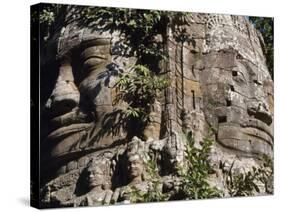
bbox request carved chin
[45,123,93,160]
[88,184,102,190]
[129,169,142,178]
[89,180,103,189]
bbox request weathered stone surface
[40,5,273,207]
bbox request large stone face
[39,5,273,207]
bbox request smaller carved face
[86,165,104,189]
[128,155,144,179]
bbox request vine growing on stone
[130,156,168,203]
[177,134,222,199]
[116,65,168,137]
[220,155,273,196]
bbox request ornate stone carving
[39,5,273,207]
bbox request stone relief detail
[39,5,273,207]
[72,158,113,206]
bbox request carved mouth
[129,171,140,178]
[49,109,91,128]
[218,120,273,156]
[46,123,93,142]
[46,109,93,141]
[241,118,273,146]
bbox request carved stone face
[44,38,113,145]
[201,55,273,157]
[41,18,132,167]
[199,15,274,157]
[85,162,105,189]
[128,154,144,181]
[164,14,273,159]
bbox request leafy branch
[220,155,273,196]
[178,134,221,199]
[249,17,273,80]
[116,65,168,136]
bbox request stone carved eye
[236,53,243,59]
[232,70,247,84]
[253,78,262,85]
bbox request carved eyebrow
[238,70,247,82]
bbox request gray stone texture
[40,6,274,207]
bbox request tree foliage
[116,65,168,137]
[32,4,62,41]
[35,5,274,80]
[81,7,167,61]
[80,7,189,71]
[220,155,273,197]
[249,17,274,79]
[178,134,221,199]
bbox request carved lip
[46,123,93,142]
[46,109,93,141]
[241,118,274,146]
[241,119,273,138]
[49,109,91,128]
[243,128,273,147]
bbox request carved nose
[45,58,80,117]
[247,101,273,125]
[45,80,80,115]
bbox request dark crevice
[218,116,227,123]
[191,90,195,110]
[226,100,231,106]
